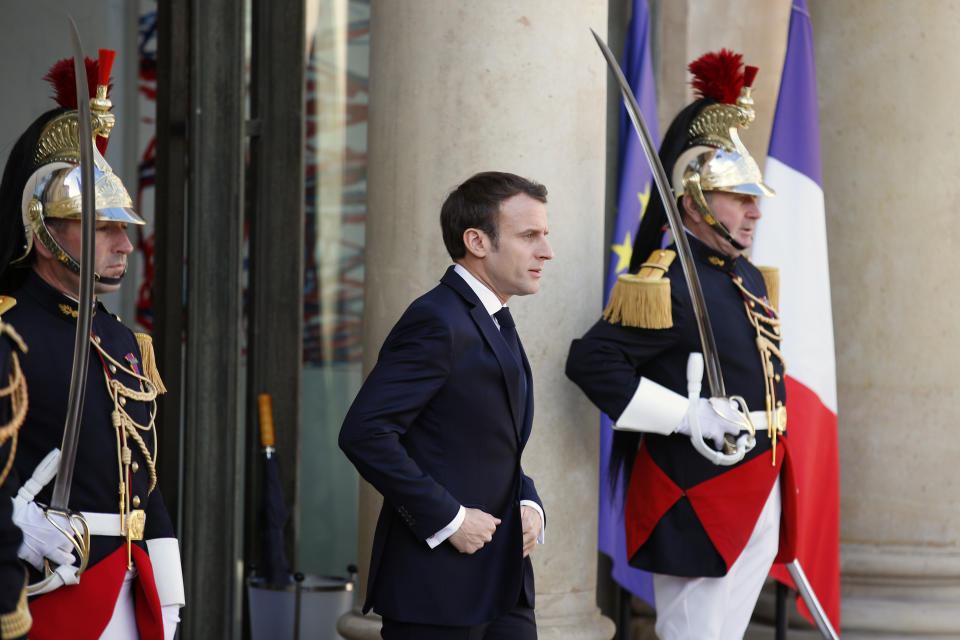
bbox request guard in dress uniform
[566,50,798,639]
[0,52,184,639]
[0,307,30,639]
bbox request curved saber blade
[590,28,725,397]
[787,560,840,640]
[50,16,97,511]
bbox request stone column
[810,1,960,637]
[338,2,613,639]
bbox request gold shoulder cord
[730,275,786,465]
[91,337,159,564]
[0,321,28,487]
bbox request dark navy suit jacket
[339,266,542,626]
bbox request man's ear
[462,228,489,259]
[32,231,53,260]
[680,193,701,223]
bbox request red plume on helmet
[42,49,116,154]
[688,49,758,104]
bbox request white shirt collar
[453,263,504,316]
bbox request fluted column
[809,1,960,636]
[339,2,613,639]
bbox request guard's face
[46,219,134,294]
[481,193,554,303]
[706,191,762,250]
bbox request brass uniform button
[109,364,117,374]
[132,496,141,508]
[131,461,139,473]
[119,397,126,406]
[94,335,102,344]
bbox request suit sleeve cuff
[615,376,688,435]
[426,505,465,549]
[520,500,545,544]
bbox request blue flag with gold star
[605,0,659,297]
[599,0,659,605]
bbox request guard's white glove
[11,497,76,571]
[676,397,745,449]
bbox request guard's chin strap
[31,215,126,285]
[96,273,125,286]
[684,175,747,252]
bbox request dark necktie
[494,307,522,364]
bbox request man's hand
[12,497,75,571]
[520,505,542,558]
[448,507,500,554]
[676,397,745,449]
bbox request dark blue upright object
[257,394,292,586]
[339,266,542,627]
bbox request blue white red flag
[599,0,659,605]
[752,0,842,630]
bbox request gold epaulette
[602,249,675,329]
[756,265,780,311]
[134,332,167,394]
[0,296,15,317]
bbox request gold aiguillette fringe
[134,332,167,394]
[602,249,676,329]
[756,265,779,311]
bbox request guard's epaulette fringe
[0,296,16,317]
[756,265,779,311]
[134,332,167,394]
[602,249,676,329]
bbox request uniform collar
[22,270,100,322]
[685,232,740,273]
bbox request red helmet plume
[42,50,117,154]
[688,49,753,104]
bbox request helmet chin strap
[37,224,127,287]
[95,272,125,287]
[684,176,746,252]
[705,217,746,252]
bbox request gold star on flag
[637,183,651,212]
[611,231,633,275]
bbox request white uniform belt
[748,410,768,429]
[79,512,130,537]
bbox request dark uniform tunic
[567,233,796,577]
[5,271,173,637]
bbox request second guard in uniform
[566,50,798,639]
[0,304,30,639]
[0,52,184,639]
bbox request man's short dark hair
[440,171,547,261]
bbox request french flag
[752,0,842,631]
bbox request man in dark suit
[339,171,553,639]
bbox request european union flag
[598,0,659,605]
